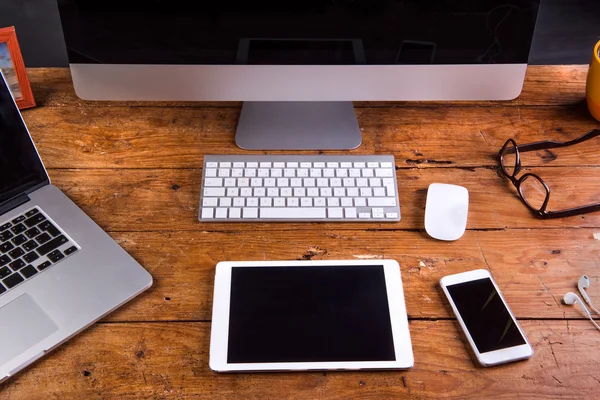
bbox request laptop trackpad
[0,294,59,365]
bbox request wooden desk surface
[2,66,600,399]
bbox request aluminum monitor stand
[235,101,362,150]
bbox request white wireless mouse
[425,183,469,241]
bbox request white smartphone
[440,269,533,367]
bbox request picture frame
[0,26,35,109]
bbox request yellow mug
[587,40,600,121]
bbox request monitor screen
[58,0,539,65]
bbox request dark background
[0,0,599,67]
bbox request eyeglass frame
[498,129,600,219]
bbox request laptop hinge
[0,193,31,216]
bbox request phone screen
[446,278,526,353]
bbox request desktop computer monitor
[56,1,540,150]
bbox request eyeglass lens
[501,141,517,177]
[518,175,548,211]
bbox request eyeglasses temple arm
[516,129,600,153]
[543,203,600,219]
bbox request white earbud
[578,275,600,317]
[563,292,600,332]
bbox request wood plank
[99,229,599,322]
[1,320,597,399]
[22,103,600,169]
[46,167,600,232]
[27,66,590,109]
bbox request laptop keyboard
[0,207,79,296]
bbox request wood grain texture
[1,320,598,400]
[2,66,600,398]
[22,104,600,169]
[47,167,600,231]
[26,66,590,108]
[98,229,600,322]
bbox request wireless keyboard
[198,155,400,222]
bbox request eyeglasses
[498,129,600,219]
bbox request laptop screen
[0,72,48,206]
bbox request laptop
[0,71,152,383]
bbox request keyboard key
[356,178,368,187]
[35,232,52,244]
[0,283,5,294]
[243,208,258,218]
[64,246,78,256]
[368,198,397,207]
[0,222,12,231]
[0,230,13,242]
[218,169,230,177]
[12,234,27,246]
[201,208,214,219]
[9,259,25,271]
[20,265,38,279]
[8,247,25,259]
[204,188,226,197]
[37,261,52,271]
[24,213,46,228]
[204,178,223,187]
[25,227,41,239]
[49,251,65,263]
[36,235,68,256]
[345,208,357,218]
[0,242,14,253]
[260,208,326,219]
[0,254,9,266]
[375,168,394,177]
[369,178,382,187]
[39,222,61,237]
[373,188,386,197]
[0,266,11,279]
[203,198,218,207]
[328,208,343,218]
[10,223,26,234]
[25,208,40,217]
[3,273,24,289]
[11,216,25,224]
[23,251,40,263]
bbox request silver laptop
[0,71,152,383]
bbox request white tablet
[210,260,414,372]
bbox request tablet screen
[227,265,395,363]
